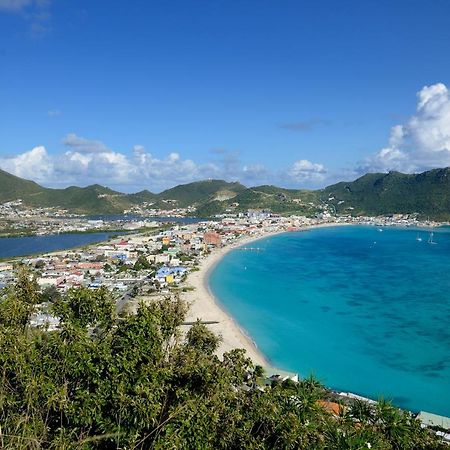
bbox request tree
[0,280,445,449]
[0,268,40,329]
[133,255,151,271]
[186,320,220,355]
[52,286,115,329]
[41,285,61,303]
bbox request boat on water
[416,233,422,242]
[428,231,437,244]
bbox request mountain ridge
[1,168,450,219]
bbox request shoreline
[182,222,450,419]
[0,231,120,262]
[182,222,348,367]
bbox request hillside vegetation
[3,167,450,219]
[0,271,444,449]
[322,168,450,220]
[157,179,247,207]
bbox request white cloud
[287,159,327,182]
[0,135,328,191]
[62,133,111,154]
[0,146,54,183]
[361,83,450,173]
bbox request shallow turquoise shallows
[209,225,450,416]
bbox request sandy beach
[182,223,347,366]
[182,232,276,366]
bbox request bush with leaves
[0,272,445,449]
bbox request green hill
[0,170,136,214]
[321,168,450,219]
[157,179,247,207]
[0,172,250,215]
[0,169,44,201]
[3,167,450,219]
[127,189,157,204]
[195,185,320,217]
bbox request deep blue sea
[209,225,450,416]
[0,232,114,258]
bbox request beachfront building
[416,411,450,442]
[258,367,299,389]
[203,231,222,247]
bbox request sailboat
[428,231,437,244]
[416,233,422,242]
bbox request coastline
[182,232,277,366]
[0,231,119,262]
[182,222,348,367]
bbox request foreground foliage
[0,272,445,449]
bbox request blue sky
[1,0,450,192]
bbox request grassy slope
[0,169,44,201]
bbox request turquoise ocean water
[209,226,450,416]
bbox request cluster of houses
[3,211,438,298]
[0,199,65,218]
[123,202,195,217]
[0,215,311,329]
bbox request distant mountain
[195,185,320,217]
[2,167,450,219]
[0,170,135,214]
[126,190,158,204]
[0,172,251,215]
[0,169,44,200]
[156,179,247,207]
[321,168,450,220]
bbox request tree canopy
[0,273,445,449]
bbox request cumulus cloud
[132,146,218,188]
[361,83,450,173]
[0,135,328,191]
[287,159,327,182]
[0,146,54,183]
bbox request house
[29,312,60,331]
[317,400,345,416]
[417,411,450,428]
[0,263,13,272]
[37,276,60,287]
[416,411,450,442]
[155,266,187,284]
[155,254,170,264]
[203,232,222,246]
[259,367,299,387]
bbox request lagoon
[0,232,114,258]
[209,225,450,416]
